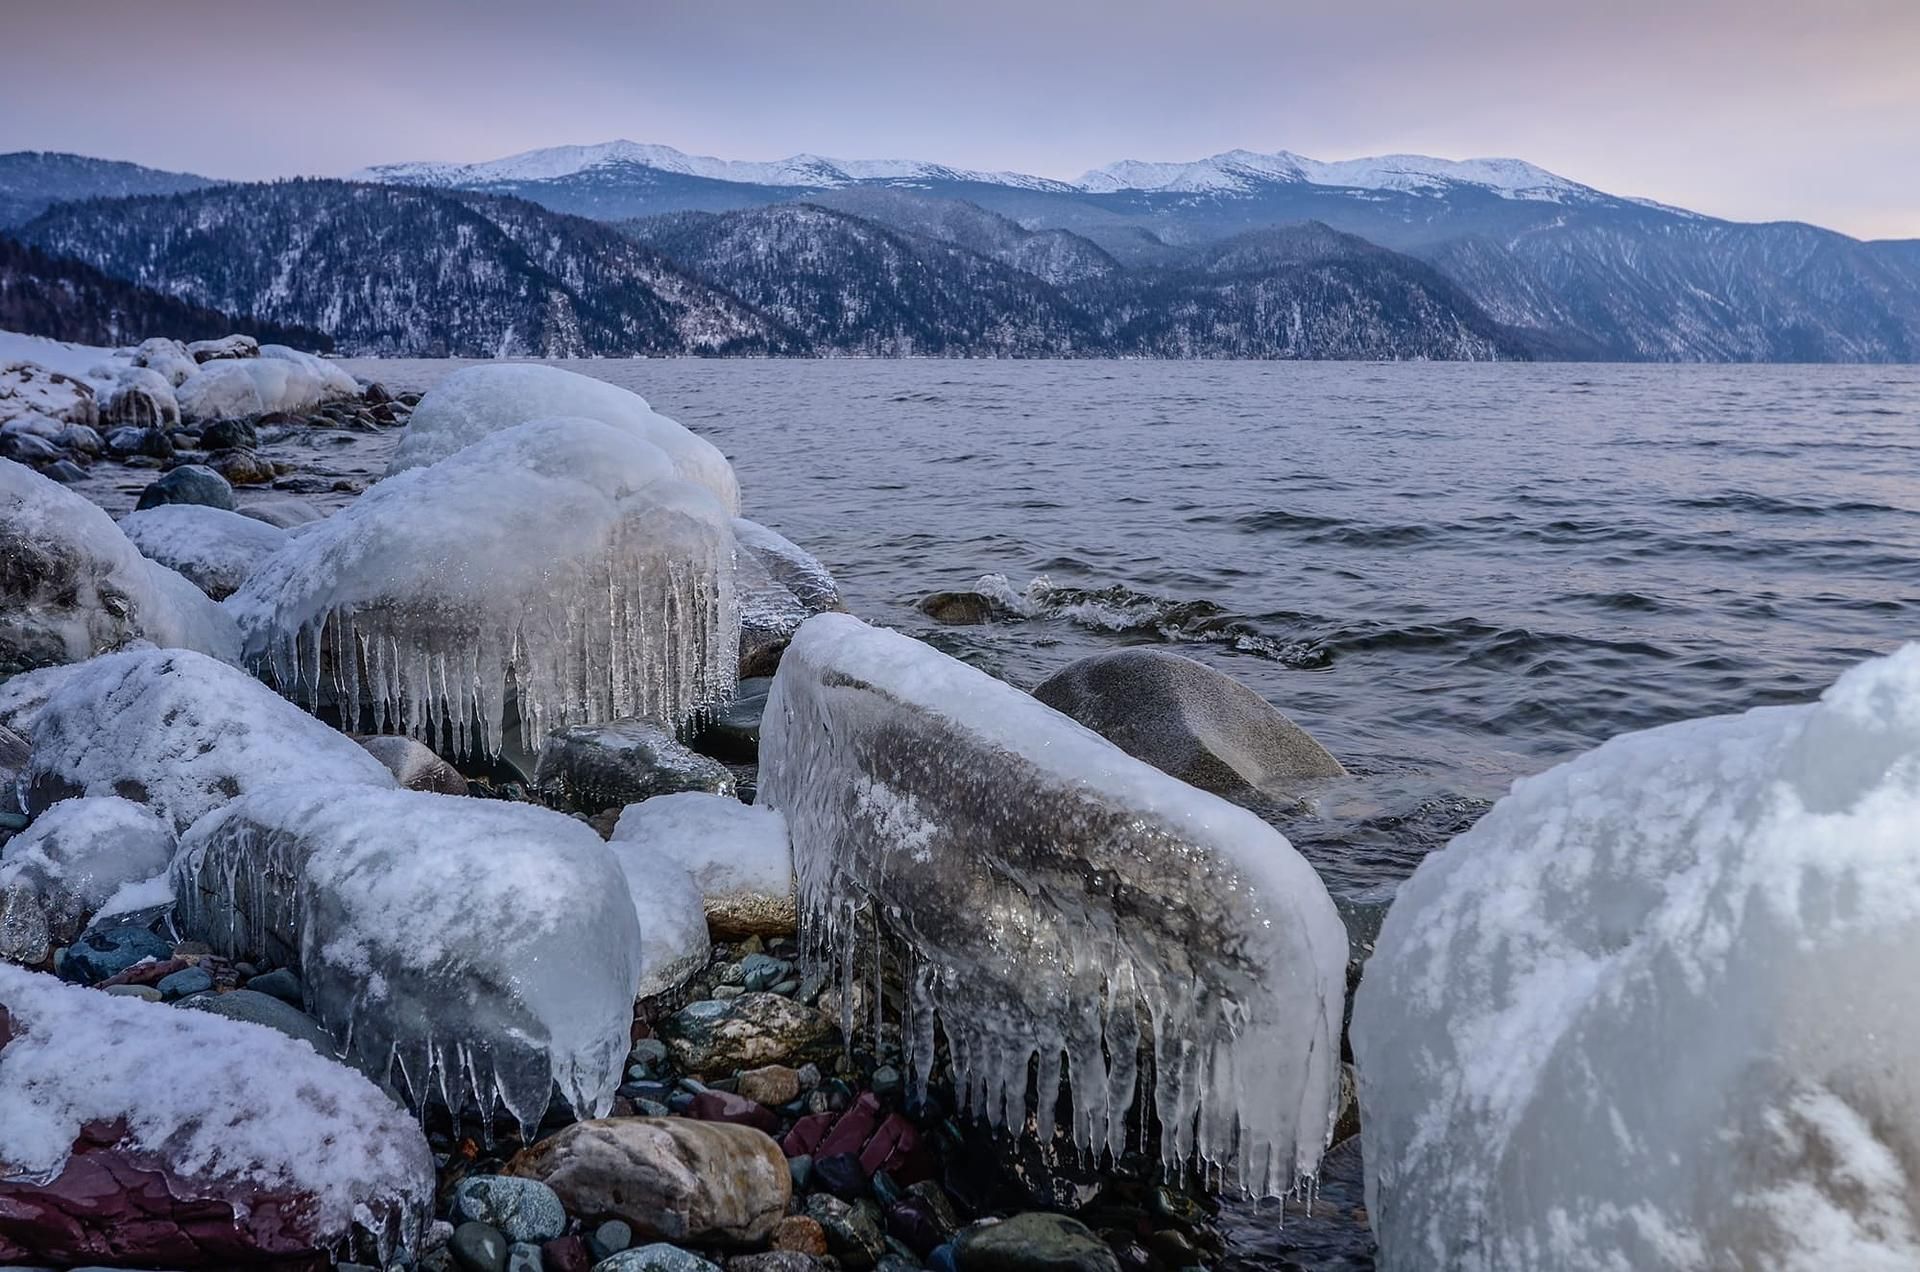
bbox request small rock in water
[206,446,277,485]
[953,1213,1120,1272]
[915,591,1005,625]
[198,417,260,451]
[136,463,236,511]
[451,1219,511,1272]
[535,719,736,815]
[454,1174,569,1244]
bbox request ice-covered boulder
[1351,644,1920,1271]
[1033,648,1346,804]
[734,518,842,614]
[186,333,258,363]
[385,363,741,515]
[612,793,796,939]
[759,613,1347,1195]
[536,718,737,814]
[22,647,395,832]
[172,783,645,1131]
[100,366,180,431]
[603,842,710,998]
[175,355,352,422]
[131,336,198,386]
[737,547,813,678]
[230,416,740,757]
[0,796,173,943]
[0,459,239,672]
[0,963,433,1265]
[0,663,80,739]
[258,343,359,397]
[119,502,288,599]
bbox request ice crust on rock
[229,416,740,757]
[384,363,741,515]
[0,962,434,1256]
[758,613,1347,1196]
[0,796,174,942]
[733,518,841,614]
[119,503,289,599]
[22,647,395,831]
[612,793,796,938]
[1351,643,1920,1271]
[172,783,644,1133]
[0,459,239,669]
[601,841,711,998]
[175,353,353,422]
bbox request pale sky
[5,0,1917,239]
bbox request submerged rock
[22,647,394,832]
[1032,647,1345,804]
[1353,643,1920,1270]
[173,783,643,1130]
[760,614,1346,1196]
[0,963,432,1265]
[134,461,236,511]
[612,793,796,939]
[507,1117,790,1246]
[537,718,736,815]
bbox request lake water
[343,358,1920,905]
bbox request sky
[5,0,1917,239]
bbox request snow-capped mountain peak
[354,141,1074,193]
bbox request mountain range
[3,141,1917,361]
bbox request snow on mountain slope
[357,140,1075,193]
[1076,149,1595,201]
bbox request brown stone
[772,1215,830,1257]
[737,1064,802,1107]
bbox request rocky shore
[3,334,1918,1272]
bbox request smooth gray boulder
[1032,647,1344,804]
[760,614,1346,1196]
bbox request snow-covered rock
[0,796,173,943]
[172,783,645,1131]
[119,502,288,599]
[175,355,353,422]
[230,416,740,757]
[0,459,239,671]
[186,333,258,363]
[100,366,179,431]
[1351,643,1920,1271]
[759,613,1346,1195]
[604,844,709,998]
[385,363,741,515]
[130,336,198,386]
[258,343,359,397]
[0,361,96,430]
[21,647,394,832]
[0,963,433,1265]
[0,663,81,739]
[733,518,841,614]
[612,793,796,938]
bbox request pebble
[772,1215,830,1257]
[870,1065,902,1098]
[179,987,335,1052]
[450,1219,510,1272]
[739,954,791,992]
[788,1154,814,1191]
[541,1234,593,1272]
[952,1213,1120,1272]
[508,1242,545,1272]
[246,966,303,1004]
[737,1064,803,1107]
[595,1244,723,1272]
[156,965,214,1000]
[805,1194,888,1271]
[590,1219,634,1258]
[453,1174,568,1244]
[59,922,170,984]
[103,983,163,1001]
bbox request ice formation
[0,963,433,1256]
[611,792,796,937]
[174,353,354,422]
[759,613,1347,1196]
[600,838,712,998]
[172,783,644,1131]
[0,459,239,669]
[228,416,740,757]
[384,363,741,515]
[119,502,289,599]
[0,795,174,941]
[1351,643,1920,1271]
[733,518,841,613]
[22,647,394,831]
